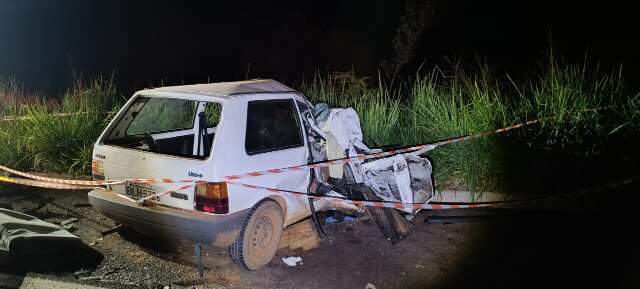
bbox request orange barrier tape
[227,181,492,210]
[0,118,541,186]
[0,176,97,190]
[0,118,542,210]
[0,164,200,186]
[223,119,541,181]
[229,174,640,210]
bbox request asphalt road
[0,184,639,289]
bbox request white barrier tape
[0,164,203,186]
[0,111,112,122]
[0,176,97,190]
[227,181,491,210]
[224,119,541,181]
[0,119,541,186]
[229,174,640,210]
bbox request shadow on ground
[405,184,640,289]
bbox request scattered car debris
[324,213,357,224]
[60,217,79,226]
[59,217,79,230]
[88,238,102,246]
[73,202,93,208]
[278,220,320,251]
[281,256,303,267]
[101,224,122,236]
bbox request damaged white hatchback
[88,79,434,270]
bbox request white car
[88,79,433,270]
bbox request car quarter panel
[212,93,313,226]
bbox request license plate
[125,182,158,201]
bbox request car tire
[229,199,284,270]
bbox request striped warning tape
[0,164,124,186]
[229,174,640,210]
[0,176,97,190]
[227,181,492,210]
[223,119,541,181]
[0,118,541,186]
[0,118,542,210]
[0,164,199,186]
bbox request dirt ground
[1,184,639,289]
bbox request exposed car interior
[103,96,220,159]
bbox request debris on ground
[59,217,79,230]
[101,224,122,236]
[278,219,320,251]
[281,256,303,267]
[73,202,93,208]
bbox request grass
[408,67,510,191]
[302,57,638,193]
[520,53,627,154]
[0,77,121,176]
[1,53,639,192]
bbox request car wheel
[229,199,284,270]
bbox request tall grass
[0,77,121,176]
[302,72,403,146]
[1,53,638,191]
[302,57,637,192]
[302,69,510,191]
[409,68,510,191]
[521,53,626,154]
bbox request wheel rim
[253,216,274,250]
[242,201,283,270]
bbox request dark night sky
[1,0,638,95]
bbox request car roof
[140,79,298,98]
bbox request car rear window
[245,99,303,155]
[126,98,197,135]
[103,96,221,159]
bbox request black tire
[229,199,284,270]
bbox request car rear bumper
[88,188,249,247]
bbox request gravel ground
[1,184,639,289]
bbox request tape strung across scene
[226,181,492,210]
[223,119,541,181]
[0,118,544,210]
[0,176,97,190]
[0,118,542,186]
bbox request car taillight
[92,160,105,180]
[195,182,229,214]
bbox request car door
[223,97,312,225]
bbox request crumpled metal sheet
[0,208,79,265]
[311,104,434,213]
[360,155,434,213]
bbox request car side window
[245,99,304,155]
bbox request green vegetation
[0,77,121,176]
[302,58,639,192]
[1,54,638,192]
